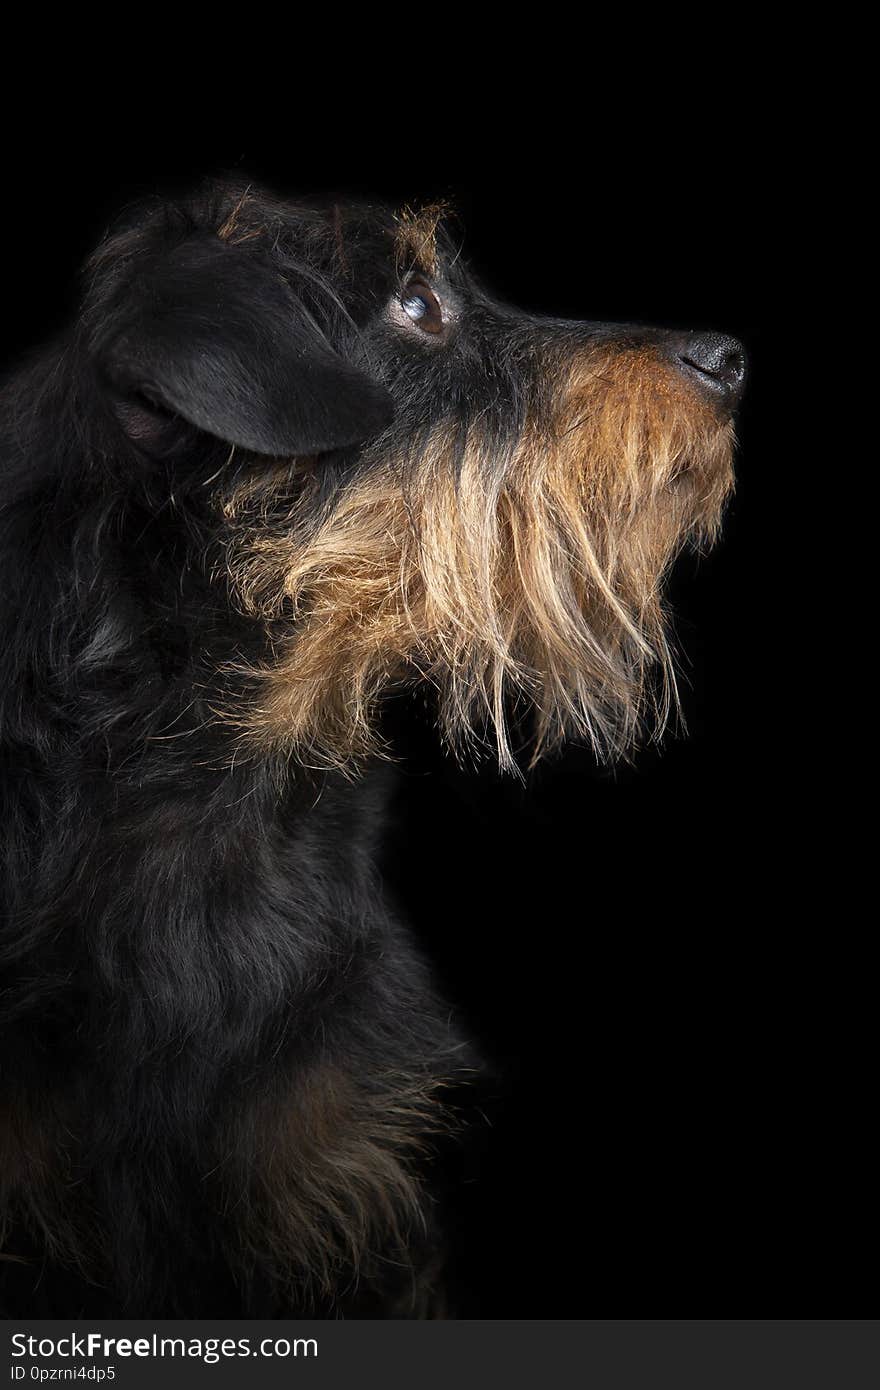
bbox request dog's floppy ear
[101,238,394,455]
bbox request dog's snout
[676,332,746,407]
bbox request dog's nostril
[677,332,746,404]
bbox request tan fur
[1,1067,450,1308]
[222,344,734,771]
[393,203,450,279]
[234,1062,450,1306]
[216,188,264,245]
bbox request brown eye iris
[400,280,444,334]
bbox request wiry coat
[0,183,738,1315]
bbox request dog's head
[83,182,744,770]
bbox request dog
[0,181,744,1316]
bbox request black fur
[0,185,469,1316]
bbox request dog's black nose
[676,332,746,407]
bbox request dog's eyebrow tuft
[217,186,263,245]
[393,201,451,279]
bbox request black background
[0,80,853,1316]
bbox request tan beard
[221,343,735,772]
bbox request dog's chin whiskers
[223,340,733,774]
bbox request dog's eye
[400,281,444,335]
